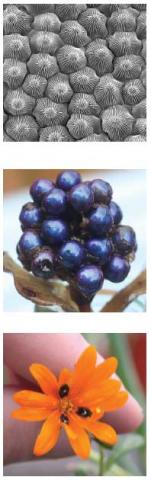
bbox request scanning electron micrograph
[3,4,146,142]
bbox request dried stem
[101,271,146,312]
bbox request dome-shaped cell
[136,12,146,39]
[3,34,31,61]
[3,5,31,35]
[68,93,100,116]
[134,118,146,136]
[27,53,59,78]
[55,5,87,21]
[46,73,73,103]
[60,20,89,47]
[67,114,101,140]
[113,55,144,81]
[3,59,27,89]
[86,39,113,76]
[57,45,86,74]
[132,99,146,118]
[40,125,72,141]
[102,105,134,141]
[123,79,145,105]
[29,30,63,55]
[108,32,142,56]
[4,88,35,116]
[94,75,123,110]
[33,98,69,127]
[78,8,107,39]
[32,13,61,33]
[70,67,99,94]
[5,115,39,141]
[22,74,47,98]
[108,8,137,34]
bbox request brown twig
[101,270,146,312]
[3,252,79,312]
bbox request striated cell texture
[3,4,147,142]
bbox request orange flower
[12,346,128,459]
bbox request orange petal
[13,390,57,408]
[87,357,118,389]
[29,364,58,397]
[86,421,117,446]
[70,346,97,397]
[102,391,129,412]
[58,368,72,388]
[33,411,60,456]
[12,407,51,421]
[64,416,91,459]
[75,379,121,406]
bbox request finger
[4,333,144,432]
[4,386,73,465]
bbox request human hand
[4,333,144,465]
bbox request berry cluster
[3,4,146,142]
[17,171,137,303]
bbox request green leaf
[105,433,144,471]
[104,463,131,476]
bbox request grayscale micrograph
[3,4,146,142]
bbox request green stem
[107,333,146,437]
[99,447,104,475]
[89,450,100,463]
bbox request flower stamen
[59,383,69,398]
[76,407,92,418]
[60,413,69,424]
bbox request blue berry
[42,219,69,245]
[86,238,113,265]
[69,183,94,212]
[31,247,55,278]
[91,178,113,204]
[112,225,136,255]
[76,265,104,299]
[17,230,43,257]
[30,178,54,204]
[58,240,85,270]
[19,202,44,228]
[88,205,113,236]
[56,170,81,191]
[109,201,123,225]
[104,255,130,282]
[42,188,67,216]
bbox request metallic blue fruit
[76,265,104,298]
[112,225,136,255]
[31,247,55,278]
[104,254,130,282]
[42,219,69,245]
[70,183,94,212]
[42,188,67,216]
[19,202,44,228]
[109,201,123,225]
[17,230,43,257]
[88,205,113,236]
[58,240,85,270]
[90,178,113,204]
[86,238,113,265]
[56,170,81,191]
[30,178,54,203]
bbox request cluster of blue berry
[3,4,146,142]
[17,171,137,303]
